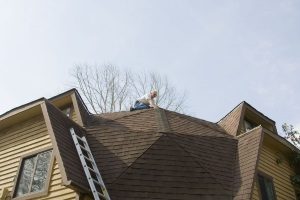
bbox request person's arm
[149,99,158,108]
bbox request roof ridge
[242,101,275,123]
[94,109,152,121]
[165,132,231,194]
[109,132,164,185]
[217,101,245,123]
[164,109,233,138]
[155,109,171,133]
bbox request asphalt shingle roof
[85,108,238,199]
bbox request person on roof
[130,90,158,111]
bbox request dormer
[239,103,277,135]
[0,89,90,130]
[49,89,90,127]
[218,101,277,136]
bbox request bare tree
[72,64,186,114]
[72,64,131,113]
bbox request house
[0,89,299,200]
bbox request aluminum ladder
[70,128,111,200]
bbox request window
[295,188,300,200]
[13,149,53,199]
[258,173,276,200]
[244,119,256,132]
[62,107,72,117]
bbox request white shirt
[137,93,156,107]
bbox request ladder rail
[70,128,111,200]
[81,136,107,186]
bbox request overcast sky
[1,0,299,134]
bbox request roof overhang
[0,99,45,131]
[0,89,81,131]
[263,128,300,154]
[49,89,76,108]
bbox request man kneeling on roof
[130,90,158,111]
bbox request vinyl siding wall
[71,106,78,124]
[0,115,78,199]
[252,144,297,200]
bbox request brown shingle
[2,89,274,200]
[44,101,90,191]
[86,108,238,199]
[218,102,244,136]
[233,126,263,200]
[108,135,232,200]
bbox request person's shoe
[130,106,134,111]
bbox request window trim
[244,118,257,132]
[11,147,55,200]
[61,105,73,118]
[257,171,277,200]
[295,186,300,200]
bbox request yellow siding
[0,115,78,200]
[0,116,51,191]
[71,106,78,123]
[252,144,297,200]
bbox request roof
[42,100,90,191]
[233,126,264,200]
[218,101,277,136]
[86,108,237,199]
[218,101,244,136]
[3,89,291,199]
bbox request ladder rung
[96,191,106,199]
[76,135,86,143]
[88,166,98,175]
[83,155,93,162]
[92,178,104,187]
[70,128,110,200]
[79,144,89,152]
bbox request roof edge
[217,101,245,123]
[0,98,45,120]
[237,125,263,138]
[41,101,70,186]
[250,126,265,200]
[263,128,300,153]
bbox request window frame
[61,106,73,118]
[257,171,277,200]
[295,187,300,200]
[244,118,256,132]
[11,147,55,200]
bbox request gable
[49,89,90,126]
[218,102,244,136]
[218,101,277,136]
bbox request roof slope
[108,135,232,200]
[218,102,244,136]
[43,101,90,191]
[233,126,264,200]
[86,108,238,199]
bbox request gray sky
[1,0,300,134]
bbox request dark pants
[133,101,150,110]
